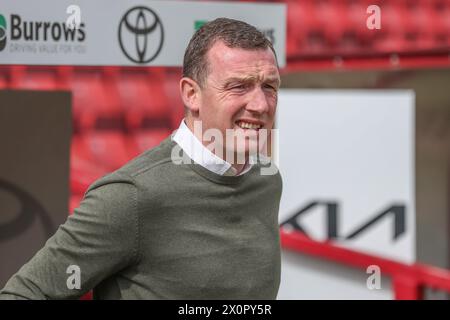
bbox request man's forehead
[220,65,280,85]
[208,41,278,70]
[224,73,280,84]
[207,42,279,81]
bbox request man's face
[197,41,280,159]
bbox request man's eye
[263,84,277,91]
[231,84,246,90]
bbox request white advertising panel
[0,0,286,66]
[276,90,415,299]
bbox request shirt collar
[172,119,253,176]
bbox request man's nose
[245,87,270,114]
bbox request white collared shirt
[172,119,253,176]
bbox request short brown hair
[182,17,277,87]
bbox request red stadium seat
[79,131,131,172]
[286,1,308,56]
[431,0,450,47]
[10,66,60,90]
[117,68,171,130]
[372,2,409,53]
[315,1,346,49]
[163,68,184,129]
[68,68,129,172]
[115,67,175,158]
[287,1,327,55]
[69,68,124,131]
[347,0,377,50]
[404,1,435,51]
[70,135,110,194]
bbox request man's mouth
[235,120,263,130]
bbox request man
[0,17,282,300]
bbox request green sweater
[0,136,283,300]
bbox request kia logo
[118,6,164,64]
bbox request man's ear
[180,77,201,115]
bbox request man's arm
[0,178,140,300]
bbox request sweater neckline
[164,137,257,185]
[188,161,256,185]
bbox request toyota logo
[118,6,164,64]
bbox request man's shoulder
[118,135,177,178]
[87,135,177,193]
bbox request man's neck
[185,118,248,174]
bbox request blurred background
[0,0,449,299]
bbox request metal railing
[281,230,450,299]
